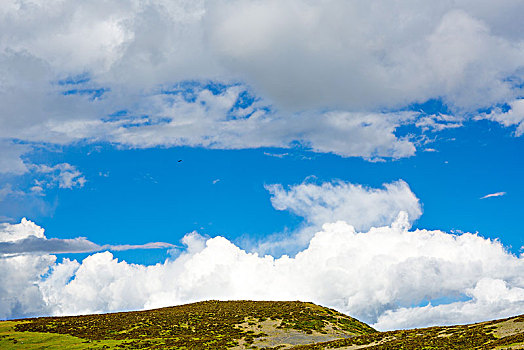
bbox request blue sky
[1,0,524,330]
[11,118,522,263]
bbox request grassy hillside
[1,300,374,349]
[291,314,524,350]
[1,301,524,349]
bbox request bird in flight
[178,159,182,162]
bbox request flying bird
[178,159,182,162]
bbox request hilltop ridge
[1,301,524,349]
[2,300,374,349]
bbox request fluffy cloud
[2,181,524,330]
[1,0,524,167]
[0,217,175,318]
[9,213,522,330]
[267,180,421,231]
[207,2,524,111]
[257,179,421,254]
[0,82,416,160]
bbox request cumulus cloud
[3,213,523,329]
[2,180,523,330]
[0,218,178,318]
[258,179,421,254]
[267,180,422,230]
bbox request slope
[1,300,375,349]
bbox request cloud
[374,278,524,330]
[0,141,30,175]
[263,152,289,158]
[415,114,463,132]
[480,192,506,199]
[478,99,524,136]
[3,212,521,329]
[0,218,177,256]
[0,185,25,202]
[0,218,46,242]
[2,0,523,112]
[207,2,524,111]
[266,180,422,230]
[0,236,100,256]
[5,180,523,330]
[33,163,87,189]
[258,179,422,254]
[1,0,524,172]
[0,218,177,319]
[32,84,415,159]
[0,82,416,164]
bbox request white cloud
[0,218,179,319]
[267,180,422,231]
[480,192,506,199]
[34,163,86,189]
[259,179,421,254]
[0,218,46,242]
[0,83,416,160]
[0,253,56,319]
[0,185,25,202]
[479,99,524,136]
[0,218,177,257]
[5,213,519,330]
[104,91,416,159]
[375,278,524,330]
[415,114,463,132]
[0,0,523,169]
[3,180,523,330]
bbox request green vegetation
[3,301,524,349]
[290,314,524,350]
[5,300,374,349]
[0,321,126,349]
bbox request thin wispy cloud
[0,237,178,256]
[0,220,178,256]
[480,192,506,199]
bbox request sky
[1,0,524,331]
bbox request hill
[1,301,523,349]
[0,300,374,349]
[292,314,524,350]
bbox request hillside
[1,301,523,349]
[0,300,374,349]
[291,314,524,350]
